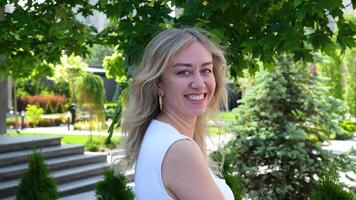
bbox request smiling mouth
[185,94,206,101]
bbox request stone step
[0,153,107,181]
[58,182,135,200]
[0,162,109,198]
[0,144,84,167]
[125,169,135,182]
[0,135,61,154]
[58,175,104,197]
[54,162,109,184]
[1,176,104,200]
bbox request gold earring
[159,95,163,110]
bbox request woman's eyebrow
[172,61,213,67]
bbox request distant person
[120,28,234,200]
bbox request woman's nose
[190,74,205,89]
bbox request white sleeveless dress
[135,120,235,200]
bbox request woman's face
[158,41,216,119]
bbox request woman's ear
[157,81,164,96]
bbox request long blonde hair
[121,27,227,168]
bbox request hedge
[17,95,68,113]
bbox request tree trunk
[0,6,7,134]
[89,105,93,143]
[13,78,19,132]
[0,79,8,134]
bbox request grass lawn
[218,111,236,123]
[208,126,231,136]
[208,111,236,136]
[7,111,236,139]
[6,131,122,146]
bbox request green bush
[340,120,356,132]
[229,64,344,199]
[337,120,356,140]
[6,117,28,129]
[16,151,58,200]
[53,117,64,126]
[311,176,355,200]
[95,169,135,200]
[26,104,44,127]
[85,141,99,152]
[37,118,52,127]
[335,131,355,140]
[35,118,65,127]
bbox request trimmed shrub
[53,117,64,126]
[26,104,44,127]
[85,141,100,152]
[337,120,356,140]
[16,151,58,200]
[311,176,356,200]
[11,117,65,128]
[6,118,29,129]
[85,143,99,152]
[340,120,356,132]
[335,131,355,140]
[37,118,52,127]
[17,95,67,113]
[95,169,135,200]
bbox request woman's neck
[156,109,196,139]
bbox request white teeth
[187,94,204,100]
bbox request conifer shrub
[16,151,58,200]
[228,63,345,199]
[95,169,135,200]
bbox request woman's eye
[201,68,212,74]
[177,70,190,76]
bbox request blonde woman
[121,28,234,200]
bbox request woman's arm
[162,139,224,200]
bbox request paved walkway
[9,125,123,136]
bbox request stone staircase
[0,135,110,199]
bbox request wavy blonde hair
[121,27,227,168]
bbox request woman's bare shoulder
[162,139,224,200]
[167,139,202,160]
